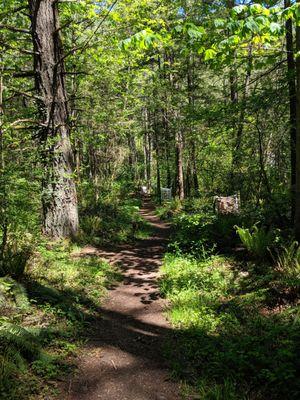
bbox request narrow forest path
[67,200,182,400]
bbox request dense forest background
[2,0,300,240]
[1,1,300,399]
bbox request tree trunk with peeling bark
[28,0,78,238]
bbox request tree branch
[0,24,31,35]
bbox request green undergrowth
[158,197,300,399]
[0,241,121,400]
[79,181,153,245]
[156,198,289,259]
[161,253,300,400]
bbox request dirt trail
[67,200,182,400]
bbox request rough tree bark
[28,0,78,238]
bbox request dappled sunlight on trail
[66,200,181,400]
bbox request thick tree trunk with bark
[28,0,78,238]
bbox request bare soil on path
[67,200,182,400]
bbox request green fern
[0,319,42,398]
[275,242,300,290]
[235,224,273,258]
[0,277,30,310]
[0,321,40,361]
[12,282,30,310]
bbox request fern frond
[0,322,40,361]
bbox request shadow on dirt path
[66,199,182,400]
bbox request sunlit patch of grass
[30,241,121,308]
[161,253,300,400]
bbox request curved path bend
[67,200,182,400]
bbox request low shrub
[169,211,242,257]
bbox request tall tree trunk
[191,141,199,195]
[285,0,297,223]
[185,163,191,198]
[187,55,199,196]
[143,132,148,182]
[127,133,137,180]
[156,145,162,204]
[230,45,252,192]
[295,0,300,239]
[163,108,172,188]
[28,0,78,238]
[175,129,184,200]
[88,142,100,201]
[227,0,238,104]
[69,48,81,184]
[143,109,152,191]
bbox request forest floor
[64,199,182,400]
